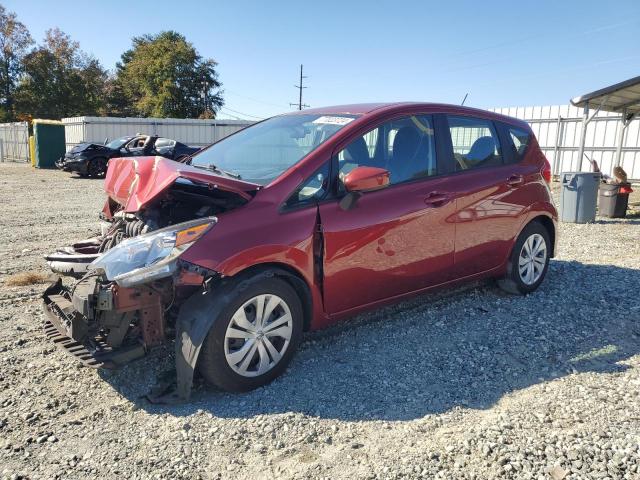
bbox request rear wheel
[87,157,107,177]
[198,276,303,392]
[498,221,550,295]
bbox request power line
[290,64,309,110]
[219,106,264,120]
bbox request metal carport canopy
[571,75,640,169]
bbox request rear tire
[198,276,303,392]
[498,221,550,295]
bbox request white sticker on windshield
[312,116,354,126]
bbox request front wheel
[498,221,551,295]
[87,157,107,177]
[198,276,303,392]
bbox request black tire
[87,157,107,177]
[198,276,303,392]
[498,221,551,295]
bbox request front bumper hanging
[41,277,162,369]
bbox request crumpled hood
[70,143,110,154]
[104,156,260,212]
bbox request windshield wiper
[192,163,242,180]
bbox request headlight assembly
[90,217,216,287]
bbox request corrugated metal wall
[0,122,30,162]
[7,107,639,179]
[490,105,640,179]
[62,116,254,151]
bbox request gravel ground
[1,162,639,480]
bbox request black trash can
[598,182,632,218]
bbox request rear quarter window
[507,126,531,163]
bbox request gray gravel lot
[1,162,639,479]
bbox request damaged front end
[42,275,169,368]
[43,215,220,401]
[46,156,259,277]
[43,157,261,400]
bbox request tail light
[541,157,552,184]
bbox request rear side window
[446,116,502,171]
[508,127,530,163]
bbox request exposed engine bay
[46,176,249,276]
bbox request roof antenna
[461,93,469,106]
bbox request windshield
[190,114,359,184]
[106,136,133,149]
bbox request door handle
[424,192,450,207]
[507,174,524,187]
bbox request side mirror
[339,166,390,211]
[343,166,390,193]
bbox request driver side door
[319,114,456,316]
[120,137,146,157]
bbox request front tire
[87,157,107,177]
[198,276,303,392]
[498,221,550,295]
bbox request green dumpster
[33,119,65,168]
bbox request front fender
[172,269,291,400]
[173,284,232,400]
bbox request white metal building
[491,105,639,179]
[62,116,254,151]
[0,105,638,181]
[0,122,30,162]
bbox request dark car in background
[56,134,200,177]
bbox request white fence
[3,107,640,179]
[491,105,640,179]
[62,116,254,151]
[0,122,29,162]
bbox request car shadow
[100,259,640,421]
[69,175,104,180]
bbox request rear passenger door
[443,115,527,278]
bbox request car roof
[288,102,529,129]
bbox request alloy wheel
[224,294,293,377]
[518,233,547,285]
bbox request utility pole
[290,64,309,110]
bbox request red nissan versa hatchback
[43,103,557,399]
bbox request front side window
[125,137,146,149]
[447,116,502,171]
[337,115,437,187]
[191,114,358,185]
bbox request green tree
[115,31,223,118]
[0,5,33,120]
[15,28,107,118]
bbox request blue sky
[5,0,640,119]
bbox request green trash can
[33,119,65,168]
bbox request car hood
[105,156,260,212]
[70,143,112,154]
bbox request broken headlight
[90,217,216,287]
